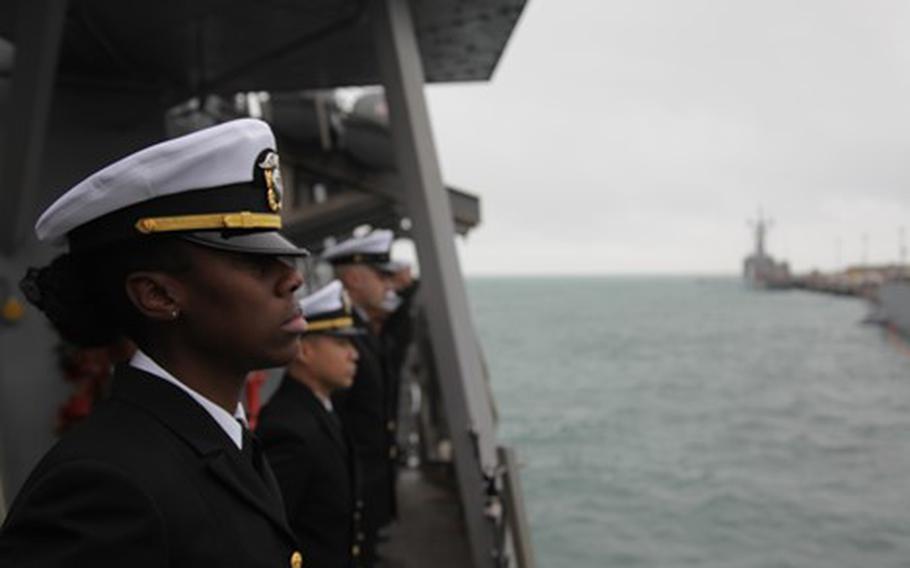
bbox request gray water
[467,276,910,568]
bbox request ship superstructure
[743,211,792,289]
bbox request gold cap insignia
[259,151,283,212]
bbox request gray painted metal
[371,1,501,566]
[0,250,62,508]
[281,182,480,250]
[380,467,473,567]
[0,80,168,501]
[0,0,70,505]
[499,446,537,568]
[0,0,525,101]
[0,97,169,499]
[0,0,68,254]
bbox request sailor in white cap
[321,229,394,266]
[258,280,367,568]
[1,119,307,568]
[320,229,399,563]
[322,229,395,327]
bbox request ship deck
[380,464,472,568]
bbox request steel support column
[0,0,68,254]
[370,1,500,566]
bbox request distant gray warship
[743,212,792,289]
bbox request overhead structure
[0,0,523,97]
[0,1,532,566]
[259,91,482,249]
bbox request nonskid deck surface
[379,464,472,568]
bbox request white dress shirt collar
[313,390,334,413]
[354,305,370,323]
[129,349,246,450]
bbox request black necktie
[238,425,285,506]
[239,425,265,478]
[327,408,343,433]
[326,409,349,453]
[240,426,262,470]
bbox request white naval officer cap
[299,280,364,336]
[376,259,410,275]
[321,229,393,266]
[35,118,308,256]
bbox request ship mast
[749,209,773,259]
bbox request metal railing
[401,302,535,567]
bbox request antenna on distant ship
[747,208,773,258]
[744,208,790,288]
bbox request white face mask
[380,289,402,312]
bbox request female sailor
[0,119,310,568]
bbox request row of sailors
[259,229,417,567]
[0,119,418,567]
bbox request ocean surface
[467,276,910,568]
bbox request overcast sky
[421,0,910,276]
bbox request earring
[171,309,179,319]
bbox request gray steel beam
[0,0,68,255]
[499,446,537,568]
[282,152,481,235]
[370,1,500,566]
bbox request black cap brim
[179,231,310,256]
[305,327,366,338]
[329,327,367,337]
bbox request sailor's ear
[297,336,316,365]
[124,271,184,322]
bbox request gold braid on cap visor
[304,317,355,332]
[134,211,281,234]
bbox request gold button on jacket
[290,550,303,568]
